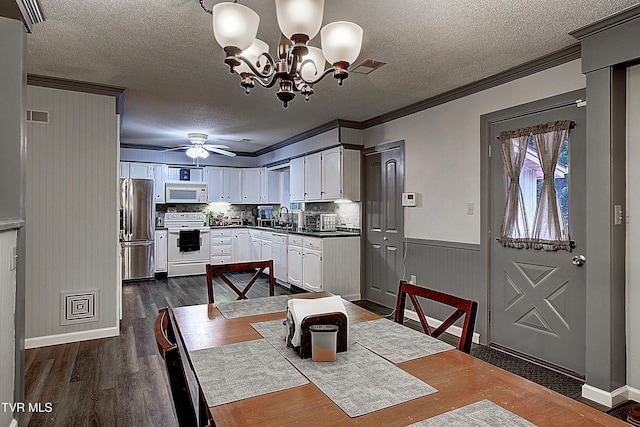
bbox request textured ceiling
[25,0,640,153]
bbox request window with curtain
[498,120,573,251]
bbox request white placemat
[351,318,454,363]
[406,399,538,427]
[251,319,437,418]
[216,294,290,319]
[189,338,308,407]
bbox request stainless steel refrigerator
[120,178,155,280]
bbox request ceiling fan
[163,133,237,160]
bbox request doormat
[607,400,639,424]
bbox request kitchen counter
[156,224,360,237]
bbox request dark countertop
[157,224,360,238]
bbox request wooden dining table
[172,292,626,427]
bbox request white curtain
[530,121,572,250]
[498,132,530,248]
[498,120,572,251]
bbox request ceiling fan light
[186,147,199,158]
[275,0,324,40]
[235,39,270,75]
[299,46,326,81]
[212,2,260,51]
[321,21,363,65]
[197,147,209,158]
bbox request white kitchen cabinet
[242,168,262,204]
[250,230,262,261]
[210,228,233,265]
[224,168,243,203]
[272,233,288,286]
[305,152,322,201]
[129,162,154,179]
[263,168,281,204]
[287,235,303,288]
[204,166,225,202]
[234,228,252,262]
[280,169,290,208]
[261,231,273,262]
[153,164,168,203]
[289,157,305,202]
[321,147,361,201]
[155,230,167,273]
[302,237,323,292]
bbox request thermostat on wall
[402,192,417,207]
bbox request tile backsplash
[156,201,361,230]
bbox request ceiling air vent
[351,59,386,75]
[26,109,50,124]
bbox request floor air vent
[61,290,100,325]
[26,109,50,124]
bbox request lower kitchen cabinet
[155,230,167,273]
[210,228,233,265]
[234,229,252,262]
[272,232,288,286]
[287,235,303,288]
[302,237,323,292]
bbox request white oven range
[165,212,211,277]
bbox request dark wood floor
[23,274,603,426]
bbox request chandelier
[200,0,363,107]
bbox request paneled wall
[627,64,640,392]
[25,86,119,344]
[0,229,17,427]
[404,240,486,341]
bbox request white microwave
[165,181,208,203]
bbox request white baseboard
[581,384,628,408]
[341,293,361,302]
[25,325,119,349]
[627,385,640,403]
[404,309,481,344]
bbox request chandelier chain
[200,0,239,15]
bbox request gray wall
[0,15,27,423]
[25,86,119,343]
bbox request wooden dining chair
[155,307,211,427]
[394,280,478,354]
[206,260,275,304]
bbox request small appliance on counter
[304,213,337,232]
[257,205,273,227]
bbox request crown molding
[27,74,126,114]
[359,44,581,129]
[570,4,640,40]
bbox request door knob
[572,255,586,267]
[383,237,388,241]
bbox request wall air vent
[26,109,50,124]
[61,290,100,325]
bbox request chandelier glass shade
[204,0,363,107]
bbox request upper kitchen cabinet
[128,162,155,179]
[204,166,224,202]
[153,164,168,203]
[263,168,283,204]
[242,168,262,204]
[289,147,361,202]
[120,161,153,179]
[322,147,361,202]
[289,157,305,202]
[305,152,322,201]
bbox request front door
[365,144,404,308]
[490,98,586,375]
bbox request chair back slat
[154,307,198,427]
[206,260,275,303]
[394,281,478,354]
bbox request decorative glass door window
[498,120,573,251]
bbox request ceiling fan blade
[206,147,236,157]
[202,144,230,150]
[160,145,188,152]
